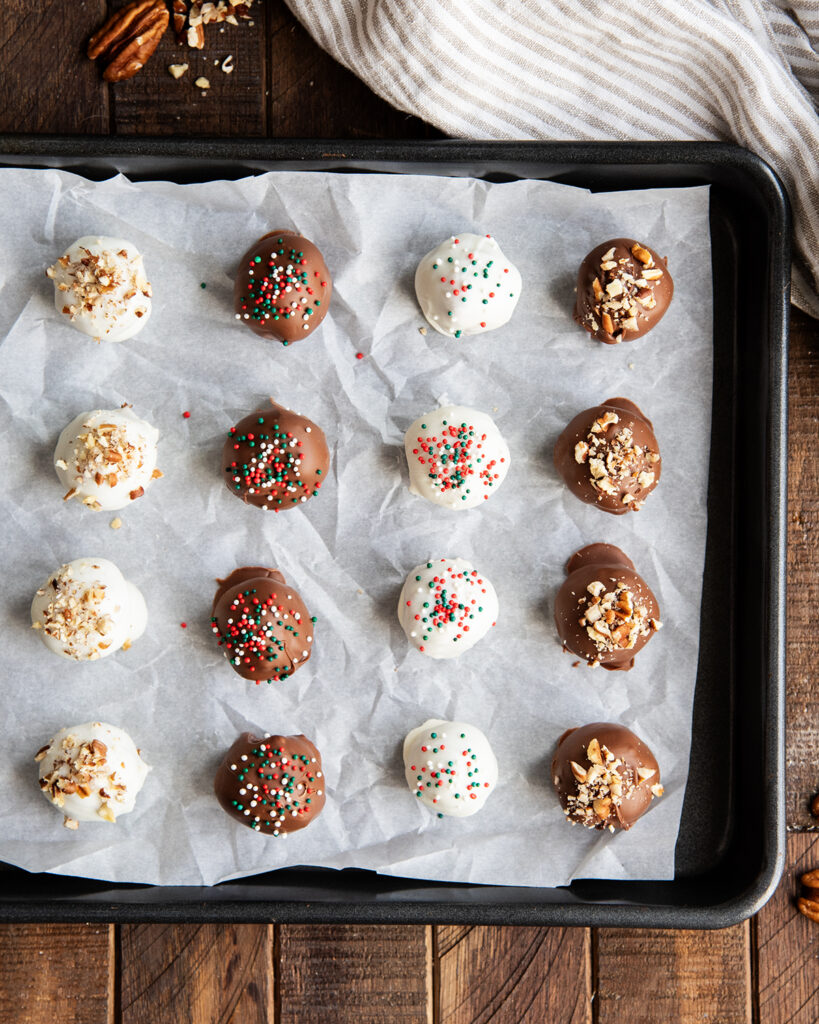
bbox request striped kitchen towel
[286,0,819,316]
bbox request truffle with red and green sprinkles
[222,399,329,511]
[233,230,332,344]
[397,557,498,659]
[214,732,325,835]
[414,232,521,338]
[404,405,510,510]
[211,566,315,682]
[403,719,498,817]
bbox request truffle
[553,397,660,514]
[54,407,161,512]
[35,721,150,830]
[233,230,332,344]
[214,732,325,835]
[554,544,661,670]
[404,405,510,510]
[574,238,673,344]
[414,233,522,338]
[222,399,329,511]
[403,719,498,817]
[46,236,152,342]
[211,566,314,682]
[398,558,498,659]
[30,557,147,661]
[551,722,663,831]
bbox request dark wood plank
[435,926,590,1024]
[757,832,819,1023]
[0,923,113,1024]
[596,924,751,1024]
[786,310,819,828]
[278,924,430,1024]
[0,0,108,134]
[120,924,272,1024]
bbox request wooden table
[2,3,818,1021]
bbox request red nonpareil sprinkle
[182,411,191,419]
[355,352,364,360]
[180,622,187,628]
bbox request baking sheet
[0,168,711,886]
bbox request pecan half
[87,0,169,83]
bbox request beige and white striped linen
[286,0,819,315]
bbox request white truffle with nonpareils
[403,719,498,817]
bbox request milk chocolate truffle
[404,405,510,510]
[35,721,151,830]
[222,400,329,511]
[554,544,661,670]
[574,238,673,345]
[211,567,315,682]
[234,231,332,344]
[214,732,325,835]
[414,233,522,338]
[551,722,663,831]
[55,407,161,512]
[46,236,152,342]
[31,557,147,661]
[403,719,498,817]
[553,398,660,514]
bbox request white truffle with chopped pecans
[46,236,152,342]
[35,721,151,829]
[30,557,147,661]
[54,407,161,512]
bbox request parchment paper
[0,168,712,886]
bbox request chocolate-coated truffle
[553,397,661,514]
[574,238,673,345]
[554,544,661,670]
[211,567,315,682]
[214,732,325,835]
[551,722,663,831]
[222,399,329,511]
[233,230,332,344]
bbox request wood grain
[278,924,431,1024]
[757,832,819,1024]
[120,924,272,1024]
[435,926,590,1024]
[595,924,752,1024]
[0,923,113,1024]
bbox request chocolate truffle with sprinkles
[397,557,498,659]
[222,399,329,512]
[403,719,498,817]
[211,566,315,683]
[234,230,332,344]
[404,405,510,510]
[214,732,325,835]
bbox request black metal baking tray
[0,138,787,927]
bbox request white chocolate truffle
[397,557,498,659]
[55,407,161,512]
[403,719,498,817]
[30,557,147,661]
[414,233,522,338]
[404,405,510,510]
[46,236,152,342]
[35,721,150,829]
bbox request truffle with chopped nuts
[211,566,315,682]
[222,399,329,511]
[554,544,661,670]
[403,719,498,817]
[233,231,332,344]
[214,732,325,835]
[46,236,152,342]
[30,557,147,661]
[35,721,150,830]
[553,397,661,514]
[551,722,662,831]
[574,238,673,345]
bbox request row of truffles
[46,231,671,349]
[34,719,662,836]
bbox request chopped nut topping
[578,580,661,661]
[46,245,151,336]
[582,241,664,342]
[564,738,662,830]
[60,418,156,507]
[33,564,114,660]
[576,410,659,509]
